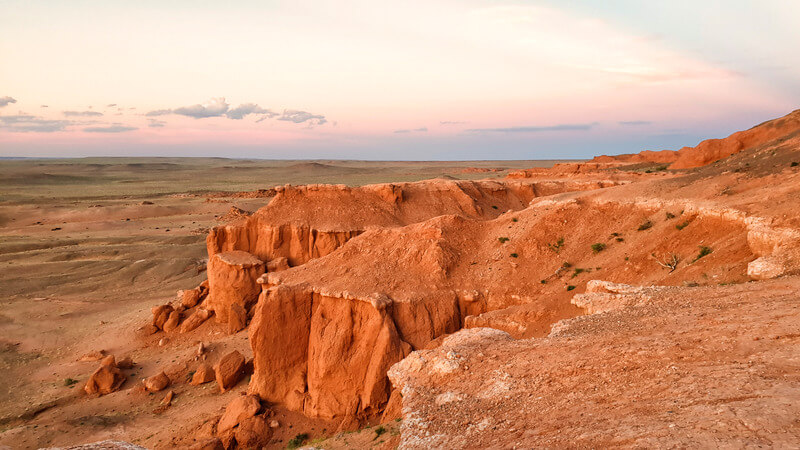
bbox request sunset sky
[1,0,799,159]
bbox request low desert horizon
[2,1,800,449]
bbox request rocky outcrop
[84,355,125,396]
[206,251,264,323]
[248,285,412,419]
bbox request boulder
[180,308,214,333]
[234,416,273,448]
[144,371,170,392]
[181,288,203,308]
[84,355,125,395]
[78,350,106,362]
[206,251,265,323]
[747,256,787,280]
[162,310,182,333]
[191,363,215,385]
[227,303,248,334]
[217,394,261,433]
[215,351,246,392]
[152,304,175,330]
[266,257,290,272]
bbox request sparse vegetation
[591,242,606,253]
[375,426,387,438]
[287,433,310,449]
[665,212,676,219]
[548,237,565,253]
[616,237,624,242]
[540,279,547,284]
[561,261,573,268]
[637,220,653,231]
[572,268,585,278]
[511,217,518,222]
[692,246,713,263]
[491,205,498,209]
[792,161,799,167]
[64,378,79,387]
[510,253,518,258]
[566,285,576,291]
[498,237,509,243]
[676,220,690,230]
[652,253,681,272]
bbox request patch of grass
[64,378,79,387]
[498,237,510,243]
[510,253,518,258]
[615,237,624,242]
[511,217,518,222]
[287,433,309,449]
[637,220,653,231]
[610,232,621,237]
[571,268,585,278]
[491,205,498,209]
[375,426,387,438]
[591,242,606,253]
[548,237,565,253]
[692,246,713,263]
[665,212,676,219]
[566,285,576,291]
[676,220,689,230]
[792,161,799,167]
[540,279,547,284]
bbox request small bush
[665,212,676,219]
[566,285,576,291]
[572,268,585,278]
[591,243,606,253]
[676,220,689,230]
[561,261,573,268]
[637,220,653,231]
[491,205,498,209]
[375,426,387,437]
[540,279,547,284]
[64,378,78,387]
[511,217,518,222]
[610,232,620,237]
[792,162,799,167]
[615,237,624,242]
[510,253,518,258]
[498,237,509,243]
[287,433,310,449]
[693,246,713,262]
[548,237,565,253]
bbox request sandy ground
[0,158,555,449]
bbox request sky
[1,0,799,160]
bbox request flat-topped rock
[213,250,263,267]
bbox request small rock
[162,310,182,333]
[218,394,261,433]
[180,308,214,333]
[181,288,203,308]
[215,351,246,392]
[79,350,106,362]
[151,304,174,330]
[191,363,215,385]
[144,371,170,392]
[234,416,273,448]
[84,356,125,395]
[161,390,175,406]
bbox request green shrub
[692,246,713,262]
[287,433,309,449]
[511,217,518,222]
[548,237,565,253]
[566,285,576,291]
[591,243,606,253]
[615,237,624,242]
[665,212,676,219]
[510,253,518,258]
[64,378,78,387]
[676,220,689,230]
[375,426,387,437]
[571,268,585,278]
[792,162,799,167]
[637,220,653,231]
[561,261,572,268]
[540,279,547,284]
[498,237,509,243]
